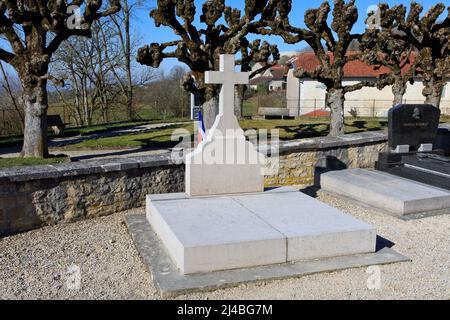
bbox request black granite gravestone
[377,104,450,190]
[385,153,450,190]
[388,104,440,150]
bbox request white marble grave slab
[147,188,376,275]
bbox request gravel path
[0,192,448,300]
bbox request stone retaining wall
[265,131,388,186]
[0,156,184,237]
[0,131,387,237]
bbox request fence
[284,99,450,118]
[3,97,450,136]
[0,103,187,137]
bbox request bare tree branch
[137,0,281,128]
[0,0,121,157]
[0,48,15,64]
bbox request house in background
[286,51,450,117]
[249,64,288,91]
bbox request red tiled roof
[303,109,331,117]
[292,51,415,78]
[249,76,274,86]
[250,64,288,85]
[270,66,288,80]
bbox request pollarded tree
[360,4,417,106]
[0,0,121,157]
[136,0,280,129]
[390,2,449,108]
[258,0,379,136]
[235,39,280,118]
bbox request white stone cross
[205,55,250,123]
[186,54,264,196]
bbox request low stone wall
[0,156,184,237]
[265,131,388,186]
[0,131,388,237]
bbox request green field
[240,118,388,140]
[62,124,194,150]
[0,119,188,148]
[0,155,70,168]
[63,118,388,150]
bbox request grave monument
[145,55,376,275]
[125,55,409,297]
[376,104,450,190]
[322,104,450,218]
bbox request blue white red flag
[197,111,206,145]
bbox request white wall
[286,69,301,116]
[269,80,285,91]
[251,63,273,78]
[287,75,450,117]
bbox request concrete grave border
[125,214,410,298]
[319,189,450,221]
[320,169,450,219]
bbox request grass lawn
[0,118,189,149]
[243,101,257,118]
[63,124,195,150]
[0,155,70,169]
[61,120,151,136]
[0,135,24,148]
[62,118,388,150]
[240,117,388,140]
[60,118,188,137]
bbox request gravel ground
[0,192,449,300]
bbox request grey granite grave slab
[125,214,410,298]
[321,169,450,217]
[146,188,376,275]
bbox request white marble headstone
[185,55,264,196]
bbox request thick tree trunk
[424,84,443,109]
[327,88,345,137]
[202,96,219,130]
[392,80,406,106]
[234,85,245,118]
[21,79,49,158]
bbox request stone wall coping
[0,130,387,183]
[260,130,387,154]
[0,153,176,183]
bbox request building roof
[249,64,288,85]
[249,64,288,86]
[291,51,415,78]
[270,65,288,80]
[249,76,274,86]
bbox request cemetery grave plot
[322,104,450,218]
[126,55,407,297]
[377,104,450,191]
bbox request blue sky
[133,0,448,71]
